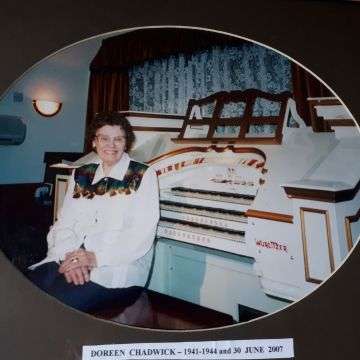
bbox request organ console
[144,127,359,318]
[141,91,359,319]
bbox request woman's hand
[63,267,90,285]
[58,249,97,285]
[61,249,97,270]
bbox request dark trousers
[27,262,142,313]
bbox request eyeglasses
[95,135,126,147]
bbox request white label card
[83,338,294,359]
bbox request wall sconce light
[33,99,62,117]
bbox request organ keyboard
[157,217,248,256]
[160,200,247,229]
[160,189,251,213]
[150,146,265,258]
[170,187,255,205]
[158,198,249,255]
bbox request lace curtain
[129,44,292,118]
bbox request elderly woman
[28,112,160,312]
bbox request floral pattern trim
[72,161,149,199]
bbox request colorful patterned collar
[91,152,131,184]
[73,159,148,199]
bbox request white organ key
[160,209,247,232]
[156,221,250,257]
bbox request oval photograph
[0,27,359,330]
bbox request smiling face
[92,125,126,169]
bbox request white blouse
[31,153,160,289]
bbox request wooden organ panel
[300,208,335,283]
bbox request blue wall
[0,38,102,184]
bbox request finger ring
[71,257,79,263]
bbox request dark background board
[0,1,359,359]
